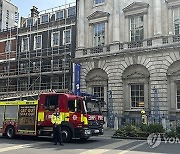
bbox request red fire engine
[0,93,104,142]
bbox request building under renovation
[0,2,76,100]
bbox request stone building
[0,0,18,31]
[75,0,180,123]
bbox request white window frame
[93,22,105,47]
[21,37,29,52]
[129,15,144,42]
[51,31,60,47]
[34,35,42,50]
[63,29,71,45]
[173,7,180,35]
[130,84,144,109]
[55,10,65,20]
[40,14,49,24]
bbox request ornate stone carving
[123,2,149,17]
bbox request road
[0,133,180,154]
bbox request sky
[11,0,76,17]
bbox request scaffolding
[0,2,76,100]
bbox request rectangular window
[56,10,64,20]
[68,7,76,18]
[34,35,42,49]
[26,18,34,27]
[51,32,60,47]
[130,16,144,42]
[20,63,28,73]
[93,86,104,102]
[5,40,11,52]
[45,95,58,111]
[32,61,40,72]
[93,23,105,47]
[63,29,71,44]
[173,7,180,35]
[21,37,29,52]
[177,85,180,109]
[94,0,105,5]
[130,84,144,108]
[41,14,49,23]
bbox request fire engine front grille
[88,121,103,129]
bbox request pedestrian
[51,107,64,146]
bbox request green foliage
[113,123,165,138]
[165,129,177,138]
[147,123,165,134]
[139,124,149,132]
[176,126,180,134]
[113,125,140,137]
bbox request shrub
[113,125,140,137]
[165,129,177,138]
[147,123,165,134]
[139,124,149,132]
[176,126,180,134]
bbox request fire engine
[0,93,104,142]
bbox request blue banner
[74,63,81,95]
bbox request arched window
[122,64,150,110]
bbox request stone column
[113,0,120,43]
[77,0,85,48]
[168,9,173,35]
[124,18,129,42]
[154,0,162,36]
[144,14,148,39]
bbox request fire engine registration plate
[94,130,99,133]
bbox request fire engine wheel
[5,126,15,139]
[61,127,72,142]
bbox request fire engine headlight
[84,129,91,135]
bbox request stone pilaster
[154,0,162,36]
[113,0,120,43]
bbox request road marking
[118,141,147,154]
[0,142,46,153]
[0,144,32,153]
[80,140,136,154]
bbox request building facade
[76,0,180,123]
[0,0,18,31]
[0,3,76,100]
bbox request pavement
[103,128,116,137]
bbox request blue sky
[11,0,76,17]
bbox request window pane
[177,103,180,109]
[93,86,104,101]
[130,16,144,41]
[27,18,33,27]
[131,84,144,108]
[68,7,76,17]
[95,0,105,4]
[41,14,49,23]
[56,10,64,20]
[93,23,105,46]
[174,8,180,35]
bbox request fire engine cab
[0,93,104,142]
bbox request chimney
[31,6,39,17]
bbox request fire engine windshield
[85,99,101,114]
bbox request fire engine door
[68,99,81,125]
